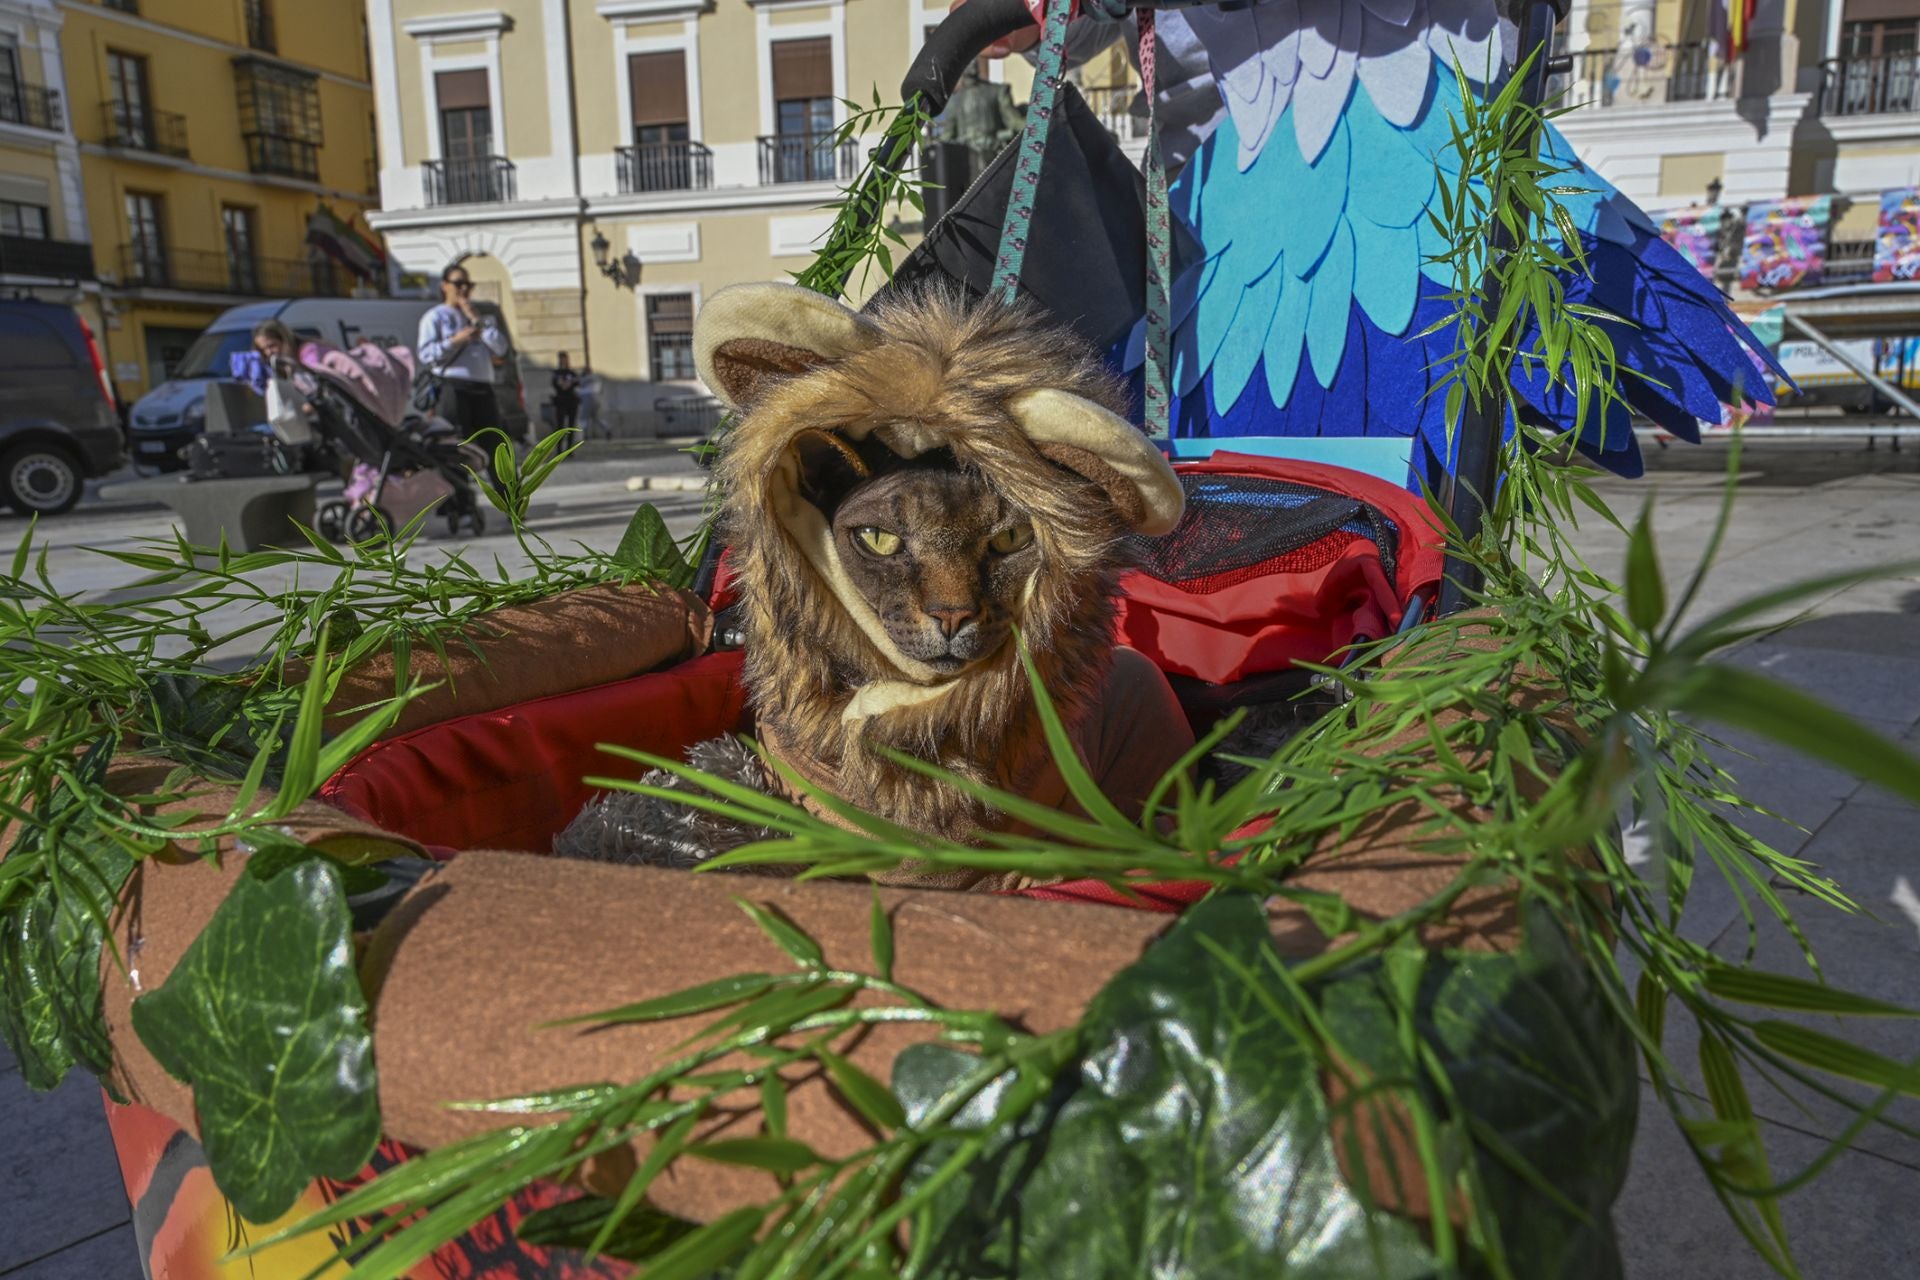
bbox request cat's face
[828,458,1037,674]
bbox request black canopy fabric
[870,83,1193,361]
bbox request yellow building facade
[369,0,1037,434]
[0,0,102,350]
[0,0,383,404]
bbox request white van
[127,297,526,470]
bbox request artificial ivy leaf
[908,896,1435,1279]
[130,860,380,1223]
[0,816,136,1090]
[515,1195,698,1261]
[613,503,693,588]
[0,888,74,1090]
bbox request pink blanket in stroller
[297,341,416,426]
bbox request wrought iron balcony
[0,234,95,281]
[0,81,63,131]
[1820,52,1920,117]
[243,132,318,181]
[424,155,516,206]
[757,132,858,185]
[117,244,349,297]
[1548,41,1726,109]
[617,140,713,193]
[102,102,189,157]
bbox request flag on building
[1714,0,1759,59]
[306,204,387,281]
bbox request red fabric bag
[1114,453,1444,686]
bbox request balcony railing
[117,244,350,297]
[1820,52,1920,117]
[424,155,516,206]
[1823,236,1879,287]
[0,234,95,281]
[245,0,276,53]
[243,132,319,180]
[1078,83,1147,141]
[757,133,858,185]
[0,81,63,131]
[1549,42,1727,110]
[102,102,189,157]
[617,140,713,193]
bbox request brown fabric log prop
[291,583,713,741]
[89,609,1599,1233]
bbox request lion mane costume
[559,283,1197,884]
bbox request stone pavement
[2,442,1917,1278]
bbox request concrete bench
[98,474,318,553]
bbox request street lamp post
[590,226,642,290]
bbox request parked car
[128,297,529,471]
[0,299,123,515]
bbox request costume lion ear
[1007,389,1185,537]
[791,428,872,512]
[694,282,881,409]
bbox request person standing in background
[578,365,605,439]
[417,262,512,471]
[549,351,581,438]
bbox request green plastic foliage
[612,503,694,588]
[514,1195,698,1261]
[0,838,133,1089]
[0,755,137,1091]
[900,895,1637,1279]
[903,896,1433,1278]
[130,860,380,1223]
[1318,901,1639,1279]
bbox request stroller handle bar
[903,0,1571,120]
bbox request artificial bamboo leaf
[515,1196,697,1260]
[1667,665,1920,809]
[542,972,778,1027]
[1625,504,1665,636]
[686,1136,823,1176]
[1702,964,1919,1017]
[870,887,894,983]
[129,860,379,1222]
[636,1207,764,1280]
[819,1047,908,1132]
[1753,1021,1920,1094]
[735,898,827,969]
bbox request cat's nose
[924,606,976,639]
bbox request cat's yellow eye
[988,524,1034,554]
[856,527,902,556]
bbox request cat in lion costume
[558,283,1199,888]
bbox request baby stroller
[292,342,491,543]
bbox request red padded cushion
[322,651,747,855]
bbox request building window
[223,206,259,295]
[0,201,49,239]
[124,191,166,287]
[234,56,321,179]
[428,68,511,204]
[646,293,696,381]
[768,37,836,183]
[107,49,151,146]
[0,42,18,118]
[625,51,701,192]
[437,68,493,160]
[245,0,276,53]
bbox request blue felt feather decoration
[1137,0,1783,483]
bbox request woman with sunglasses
[417,262,512,470]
